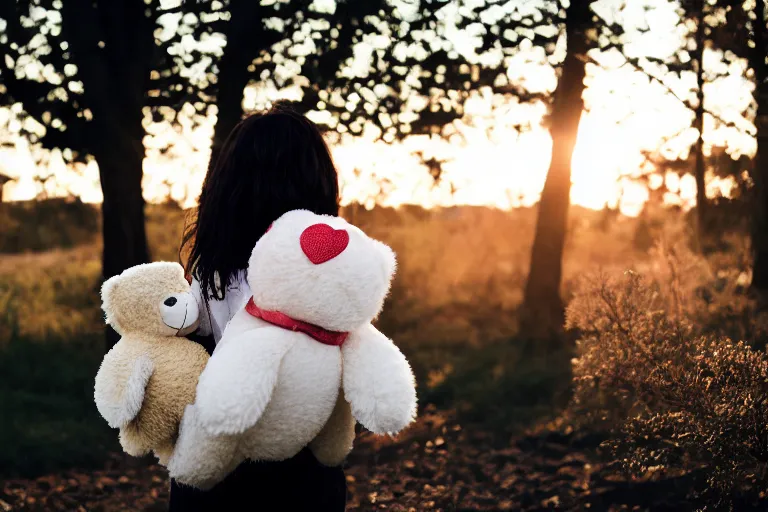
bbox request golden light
[0,54,747,215]
[0,103,739,216]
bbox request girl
[172,105,347,511]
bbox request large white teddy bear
[168,209,417,489]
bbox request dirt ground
[5,405,752,512]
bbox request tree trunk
[208,49,251,170]
[208,1,265,170]
[751,0,768,299]
[692,1,708,237]
[97,150,149,279]
[94,124,150,351]
[521,0,593,341]
[60,0,155,352]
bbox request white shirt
[191,270,252,344]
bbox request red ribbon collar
[245,297,348,347]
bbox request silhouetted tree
[169,0,469,170]
[624,0,767,295]
[185,0,396,170]
[0,1,168,288]
[191,0,563,166]
[0,0,229,350]
[689,0,709,234]
[680,0,749,236]
[660,0,768,290]
[610,1,755,239]
[521,0,595,341]
[749,0,768,297]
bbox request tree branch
[608,54,756,136]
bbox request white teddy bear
[168,209,417,489]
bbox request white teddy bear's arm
[94,353,154,429]
[195,332,295,436]
[341,324,417,435]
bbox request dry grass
[0,203,189,345]
[0,201,656,349]
[0,246,102,343]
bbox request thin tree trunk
[751,0,768,298]
[692,0,708,237]
[521,0,592,341]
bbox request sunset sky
[0,0,758,216]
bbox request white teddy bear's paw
[342,324,417,435]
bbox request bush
[567,270,768,506]
[643,237,767,349]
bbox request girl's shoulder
[191,270,251,342]
[191,271,249,302]
[189,277,213,337]
[225,270,252,314]
[228,270,250,292]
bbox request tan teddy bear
[94,262,209,465]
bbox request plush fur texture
[101,262,201,337]
[94,262,210,465]
[97,353,154,429]
[248,210,397,332]
[308,392,357,467]
[341,324,418,434]
[168,211,417,489]
[165,405,242,490]
[169,310,343,488]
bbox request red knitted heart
[300,223,350,264]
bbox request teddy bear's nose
[164,297,178,307]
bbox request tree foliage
[185,0,569,150]
[0,0,183,161]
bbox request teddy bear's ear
[374,240,397,285]
[100,274,122,327]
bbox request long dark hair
[181,104,340,300]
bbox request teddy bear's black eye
[164,297,178,307]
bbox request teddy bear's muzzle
[160,292,200,336]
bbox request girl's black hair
[181,104,340,300]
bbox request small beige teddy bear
[94,262,209,465]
